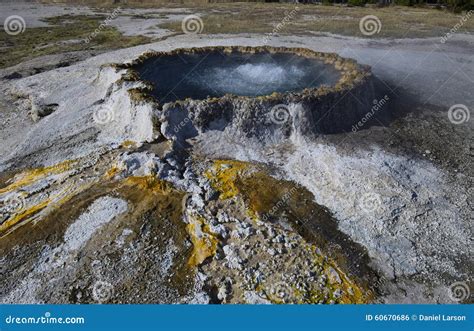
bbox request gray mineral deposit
[0,1,472,305]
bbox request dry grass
[159,3,474,38]
[0,15,151,69]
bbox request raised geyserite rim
[110,46,372,108]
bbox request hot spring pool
[119,46,374,136]
[134,50,342,103]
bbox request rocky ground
[0,2,472,304]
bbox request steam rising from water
[190,63,306,96]
[136,51,341,103]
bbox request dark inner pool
[135,51,341,104]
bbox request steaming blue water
[136,51,341,103]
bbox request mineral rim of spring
[135,50,341,103]
[124,47,374,138]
